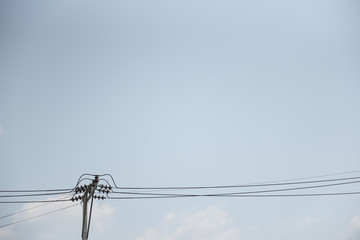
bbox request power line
[112,175,360,190]
[0,203,80,229]
[0,191,74,198]
[98,170,360,190]
[1,172,359,204]
[109,179,360,197]
[246,169,360,184]
[107,191,360,200]
[0,195,72,220]
[2,170,358,193]
[0,199,72,204]
[219,192,360,198]
[0,188,74,193]
[0,172,358,237]
[0,175,101,194]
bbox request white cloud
[0,228,11,239]
[337,215,360,240]
[295,216,319,228]
[136,206,241,240]
[90,202,115,233]
[234,215,322,240]
[1,198,114,240]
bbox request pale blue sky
[0,1,360,239]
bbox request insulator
[101,196,105,200]
[109,186,112,190]
[79,196,82,200]
[71,197,75,202]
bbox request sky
[0,0,360,239]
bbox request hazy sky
[0,1,360,240]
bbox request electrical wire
[1,171,359,203]
[70,172,360,200]
[0,195,72,220]
[241,169,360,185]
[218,192,360,197]
[0,174,103,194]
[0,203,80,229]
[0,175,103,204]
[76,178,96,187]
[97,178,113,187]
[74,174,113,188]
[112,175,360,190]
[51,171,360,192]
[109,179,360,197]
[0,199,72,204]
[103,171,360,190]
[0,188,74,193]
[1,170,359,193]
[0,191,74,198]
[107,191,360,200]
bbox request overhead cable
[0,203,79,228]
[107,191,360,200]
[0,191,74,198]
[113,175,360,190]
[0,195,72,220]
[109,179,360,197]
[0,188,74,193]
[0,199,72,204]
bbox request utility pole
[72,175,109,240]
[81,176,98,240]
